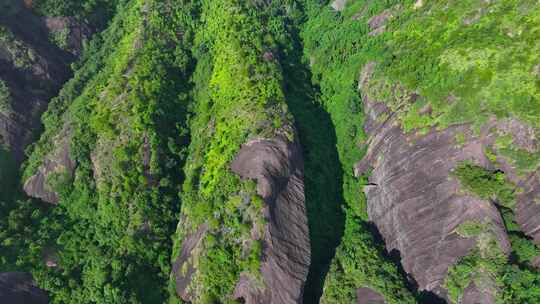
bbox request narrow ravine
[281,39,346,303]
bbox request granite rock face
[230,135,310,304]
[355,63,511,302]
[173,134,310,304]
[514,169,540,243]
[356,287,386,304]
[0,272,48,304]
[171,223,209,302]
[0,0,73,163]
[23,126,74,204]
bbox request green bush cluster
[0,79,11,115]
[449,163,540,302]
[453,162,516,208]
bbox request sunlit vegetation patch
[169,1,302,302]
[453,162,516,208]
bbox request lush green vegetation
[169,1,302,302]
[301,1,417,303]
[2,0,539,303]
[364,0,540,133]
[445,220,507,303]
[33,0,121,30]
[449,163,540,303]
[4,1,195,303]
[453,162,516,208]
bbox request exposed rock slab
[515,170,540,243]
[171,223,208,302]
[331,0,348,12]
[23,126,74,203]
[356,287,386,304]
[0,0,73,162]
[0,272,48,304]
[355,63,510,301]
[230,135,310,304]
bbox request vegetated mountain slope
[9,0,194,302]
[302,0,540,303]
[0,1,116,299]
[169,1,310,303]
[2,0,539,304]
[0,0,73,165]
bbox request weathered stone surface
[356,287,386,304]
[515,170,540,243]
[0,0,73,162]
[0,272,48,304]
[367,8,396,36]
[461,282,494,304]
[230,135,310,304]
[23,126,74,204]
[331,0,348,12]
[356,63,511,302]
[44,17,93,56]
[172,223,208,302]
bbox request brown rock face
[229,135,310,304]
[0,0,73,162]
[356,287,386,304]
[515,171,540,243]
[23,126,74,203]
[0,272,48,304]
[355,64,510,302]
[171,223,208,302]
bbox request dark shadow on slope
[371,224,446,304]
[279,39,346,304]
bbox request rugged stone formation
[0,0,73,163]
[230,135,310,304]
[330,0,348,12]
[23,126,74,204]
[514,169,540,243]
[171,223,209,302]
[356,287,386,304]
[0,272,48,304]
[172,134,310,304]
[355,63,511,302]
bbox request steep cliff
[15,1,194,302]
[1,0,539,304]
[302,0,540,303]
[0,0,73,163]
[169,2,310,302]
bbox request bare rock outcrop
[356,287,386,304]
[331,0,348,12]
[230,135,310,304]
[23,126,74,203]
[171,223,209,302]
[355,63,511,302]
[0,0,73,163]
[0,272,48,304]
[515,170,540,243]
[173,134,310,304]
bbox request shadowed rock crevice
[230,135,311,304]
[0,272,48,304]
[278,35,346,303]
